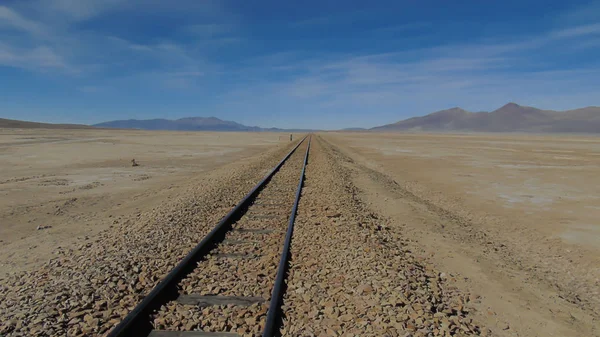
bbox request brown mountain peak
[502,102,520,108]
[432,107,470,115]
[493,102,542,115]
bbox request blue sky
[1,0,599,129]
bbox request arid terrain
[323,132,600,336]
[1,129,599,336]
[0,129,290,275]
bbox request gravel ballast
[280,136,489,336]
[151,140,309,336]
[0,136,489,336]
[0,142,298,336]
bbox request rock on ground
[280,137,489,336]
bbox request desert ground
[323,132,600,336]
[0,129,290,275]
[1,129,599,336]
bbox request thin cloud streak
[0,43,73,72]
[550,22,600,38]
[0,0,228,78]
[0,6,45,35]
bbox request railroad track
[107,136,311,337]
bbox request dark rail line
[262,136,310,337]
[107,135,311,337]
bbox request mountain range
[2,103,600,133]
[93,117,313,132]
[371,103,600,133]
[93,117,262,131]
[0,118,92,129]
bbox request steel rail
[107,136,308,337]
[261,135,311,337]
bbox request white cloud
[214,21,600,128]
[550,23,600,39]
[0,6,45,35]
[220,62,600,129]
[28,46,69,69]
[0,1,226,77]
[40,0,124,21]
[0,44,18,64]
[0,43,71,71]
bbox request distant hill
[0,118,92,129]
[93,117,317,132]
[93,116,263,131]
[371,103,600,133]
[340,127,368,131]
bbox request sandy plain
[2,128,600,336]
[0,128,288,276]
[323,132,600,336]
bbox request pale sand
[323,132,600,337]
[0,128,292,275]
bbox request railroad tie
[213,253,258,259]
[149,331,240,336]
[253,199,289,205]
[221,239,258,245]
[245,214,285,220]
[232,228,273,234]
[252,202,288,207]
[176,294,265,306]
[146,296,266,336]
